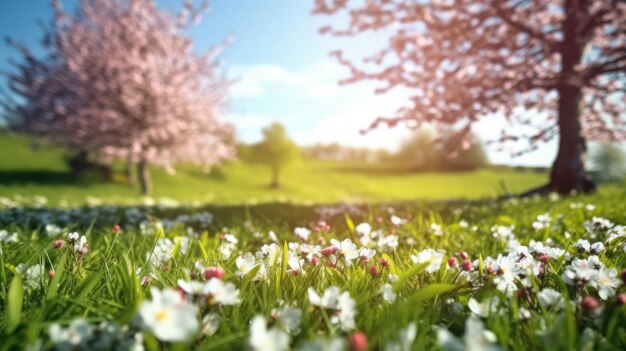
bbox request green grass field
[1,133,626,351]
[0,133,548,206]
[0,186,625,350]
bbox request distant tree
[249,123,299,188]
[314,0,625,194]
[394,128,488,171]
[3,0,235,195]
[395,128,438,170]
[591,144,626,182]
[439,134,489,171]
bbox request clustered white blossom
[308,286,357,331]
[48,319,144,351]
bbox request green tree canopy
[248,122,299,188]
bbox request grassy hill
[0,133,548,206]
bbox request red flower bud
[321,246,338,257]
[462,259,473,271]
[447,257,458,267]
[112,224,121,233]
[458,251,469,260]
[368,265,379,277]
[537,254,550,263]
[203,267,225,280]
[582,296,599,311]
[349,332,368,351]
[378,258,390,268]
[311,256,320,266]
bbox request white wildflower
[410,249,444,273]
[249,315,290,351]
[381,283,397,303]
[308,286,357,331]
[592,267,621,300]
[137,288,198,342]
[538,288,565,310]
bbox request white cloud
[228,61,344,99]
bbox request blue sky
[0,0,558,166]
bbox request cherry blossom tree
[313,0,626,194]
[3,0,235,194]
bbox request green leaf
[6,274,23,333]
[344,213,355,233]
[408,283,456,304]
[477,254,484,276]
[144,333,160,351]
[46,254,67,301]
[198,240,209,262]
[279,241,289,289]
[392,261,430,293]
[75,271,103,301]
[244,264,262,283]
[437,255,448,282]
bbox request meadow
[1,134,625,351]
[0,133,547,206]
[0,187,625,350]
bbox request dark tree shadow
[0,170,79,185]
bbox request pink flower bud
[537,254,550,263]
[447,257,458,267]
[349,332,368,351]
[378,258,390,268]
[310,256,320,266]
[203,267,225,280]
[53,240,65,249]
[616,293,626,305]
[369,265,379,277]
[48,270,55,279]
[582,296,599,311]
[462,259,473,271]
[458,251,469,260]
[112,224,121,233]
[317,237,326,245]
[321,246,338,257]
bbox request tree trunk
[125,156,135,187]
[270,167,280,188]
[137,159,152,195]
[547,0,596,195]
[549,85,595,194]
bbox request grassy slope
[0,133,547,205]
